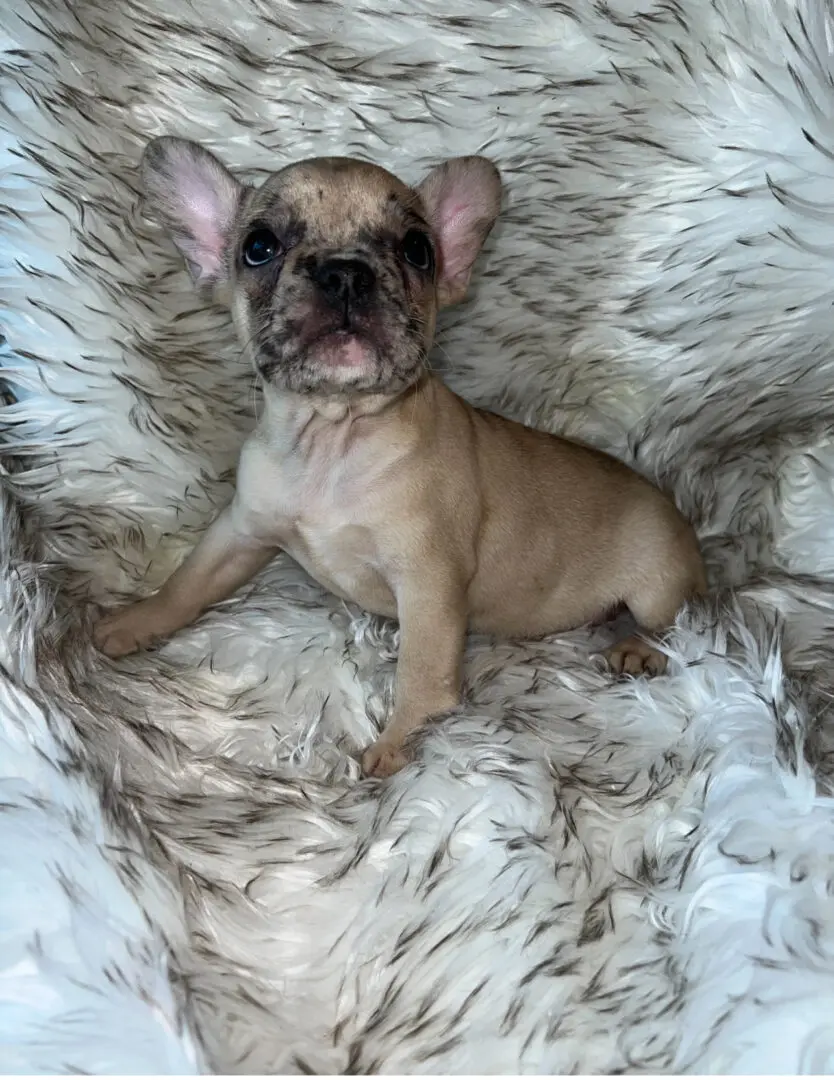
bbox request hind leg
[604,558,706,678]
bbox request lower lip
[313,332,376,369]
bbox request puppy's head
[140,137,501,397]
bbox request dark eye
[402,229,433,272]
[242,228,281,267]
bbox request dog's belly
[466,537,625,639]
[282,521,398,619]
[468,576,618,639]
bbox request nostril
[353,266,375,297]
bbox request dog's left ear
[417,156,501,307]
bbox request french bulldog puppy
[95,137,706,778]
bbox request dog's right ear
[140,137,244,283]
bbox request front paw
[93,600,170,658]
[362,737,410,779]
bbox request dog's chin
[259,332,423,396]
[306,331,379,384]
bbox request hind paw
[604,635,667,677]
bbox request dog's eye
[242,228,282,267]
[402,229,433,272]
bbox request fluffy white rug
[4,0,834,1072]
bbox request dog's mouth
[307,329,378,374]
[256,328,382,388]
[255,301,427,395]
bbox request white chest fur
[233,392,404,617]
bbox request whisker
[232,318,272,421]
[431,340,455,371]
[238,321,270,361]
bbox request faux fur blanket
[4,0,834,1072]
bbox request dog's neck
[258,375,433,448]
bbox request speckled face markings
[232,157,437,395]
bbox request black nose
[313,258,376,311]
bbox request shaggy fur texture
[4,0,834,1071]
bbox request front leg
[362,572,468,779]
[94,502,278,657]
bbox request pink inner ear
[180,172,233,279]
[436,197,484,283]
[418,156,500,303]
[167,151,239,280]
